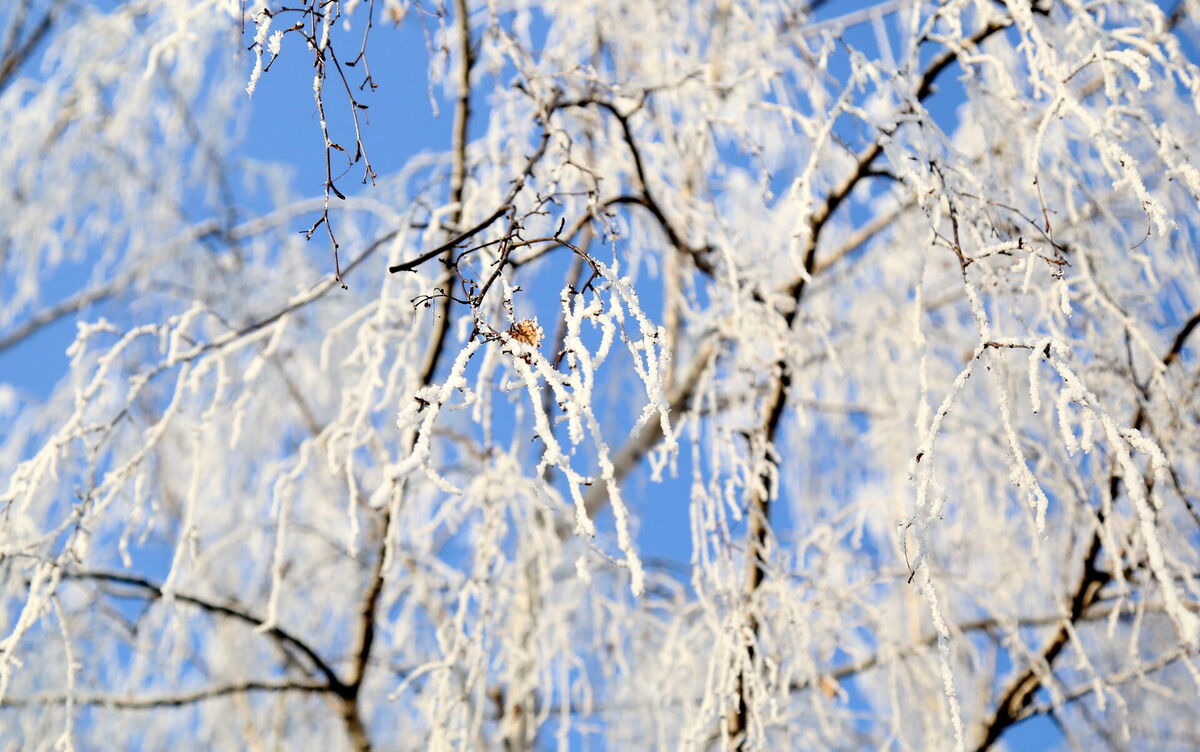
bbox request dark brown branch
[1163,309,1200,369]
[727,18,1014,748]
[974,306,1200,751]
[0,0,57,94]
[553,99,717,276]
[605,194,716,275]
[1,679,327,710]
[339,3,480,751]
[790,595,1157,695]
[388,204,511,273]
[973,529,1110,751]
[412,0,476,384]
[65,570,348,695]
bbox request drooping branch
[973,307,1200,751]
[65,570,347,695]
[334,4,482,751]
[388,204,511,274]
[1013,646,1191,725]
[1,678,328,710]
[726,16,1015,747]
[0,0,58,94]
[554,98,717,275]
[4,0,1198,748]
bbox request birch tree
[2,0,1200,749]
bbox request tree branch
[65,570,347,695]
[974,307,1200,750]
[1014,646,1191,724]
[388,204,511,274]
[727,17,1014,747]
[0,0,57,94]
[1,678,327,710]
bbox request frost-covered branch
[4,0,1200,748]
